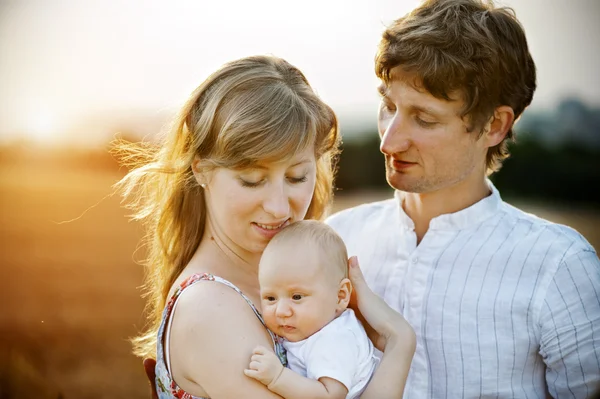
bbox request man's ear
[484,105,515,148]
[336,278,352,314]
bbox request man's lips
[391,159,417,170]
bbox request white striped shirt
[326,183,600,398]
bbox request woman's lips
[252,219,290,239]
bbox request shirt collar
[394,179,502,230]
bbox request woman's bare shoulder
[171,279,266,336]
[168,280,281,397]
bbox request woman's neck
[185,227,261,291]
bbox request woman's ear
[336,278,353,314]
[484,105,515,148]
[191,155,207,188]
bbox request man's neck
[402,177,491,244]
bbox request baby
[244,220,377,399]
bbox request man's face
[377,68,489,194]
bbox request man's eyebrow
[410,104,443,117]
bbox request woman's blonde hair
[114,55,340,359]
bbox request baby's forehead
[268,241,344,276]
[269,237,330,260]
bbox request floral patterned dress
[154,273,287,399]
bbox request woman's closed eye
[239,178,263,188]
[287,175,308,184]
[238,175,307,188]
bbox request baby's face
[259,243,342,342]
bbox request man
[327,0,600,398]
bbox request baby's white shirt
[282,309,378,399]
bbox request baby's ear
[337,278,352,313]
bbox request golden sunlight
[25,107,60,143]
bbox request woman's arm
[347,256,416,399]
[168,281,284,398]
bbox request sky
[0,0,599,146]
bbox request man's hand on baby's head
[244,345,284,387]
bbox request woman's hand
[347,256,416,354]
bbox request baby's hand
[244,345,284,387]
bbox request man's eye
[381,102,395,112]
[292,294,303,300]
[415,116,437,128]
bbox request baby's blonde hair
[265,220,348,280]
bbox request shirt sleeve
[539,249,600,398]
[304,328,359,391]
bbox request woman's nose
[263,182,290,219]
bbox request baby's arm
[245,346,348,399]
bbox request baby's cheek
[262,309,277,330]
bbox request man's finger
[348,256,367,290]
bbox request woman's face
[200,147,317,260]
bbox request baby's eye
[292,294,303,301]
[265,296,276,302]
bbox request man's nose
[380,113,411,155]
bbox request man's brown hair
[376,0,537,174]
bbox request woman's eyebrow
[249,159,312,170]
[290,159,312,167]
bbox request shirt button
[412,257,418,264]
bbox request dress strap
[158,273,286,376]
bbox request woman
[117,55,415,398]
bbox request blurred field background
[0,145,598,398]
